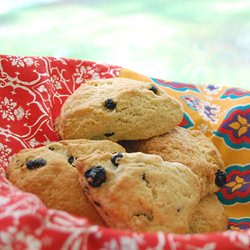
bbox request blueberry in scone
[215,170,227,187]
[85,166,106,187]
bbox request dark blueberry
[26,158,47,170]
[68,156,75,166]
[215,170,227,187]
[84,166,106,187]
[104,99,116,110]
[104,132,114,137]
[149,86,158,95]
[111,152,123,167]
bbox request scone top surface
[55,77,183,141]
[76,151,201,233]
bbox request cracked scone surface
[134,126,225,198]
[7,139,125,225]
[190,194,228,233]
[55,77,183,141]
[76,151,201,233]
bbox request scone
[55,77,183,141]
[7,139,125,225]
[133,126,226,198]
[76,151,201,233]
[190,194,228,233]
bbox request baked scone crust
[55,78,183,141]
[7,139,125,225]
[190,194,228,233]
[134,126,225,197]
[76,151,201,233]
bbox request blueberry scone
[55,77,183,141]
[76,151,201,233]
[7,139,125,225]
[133,126,226,198]
[190,194,228,233]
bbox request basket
[0,55,249,250]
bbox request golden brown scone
[76,151,201,233]
[133,126,226,198]
[55,77,183,141]
[190,194,228,233]
[7,139,125,225]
